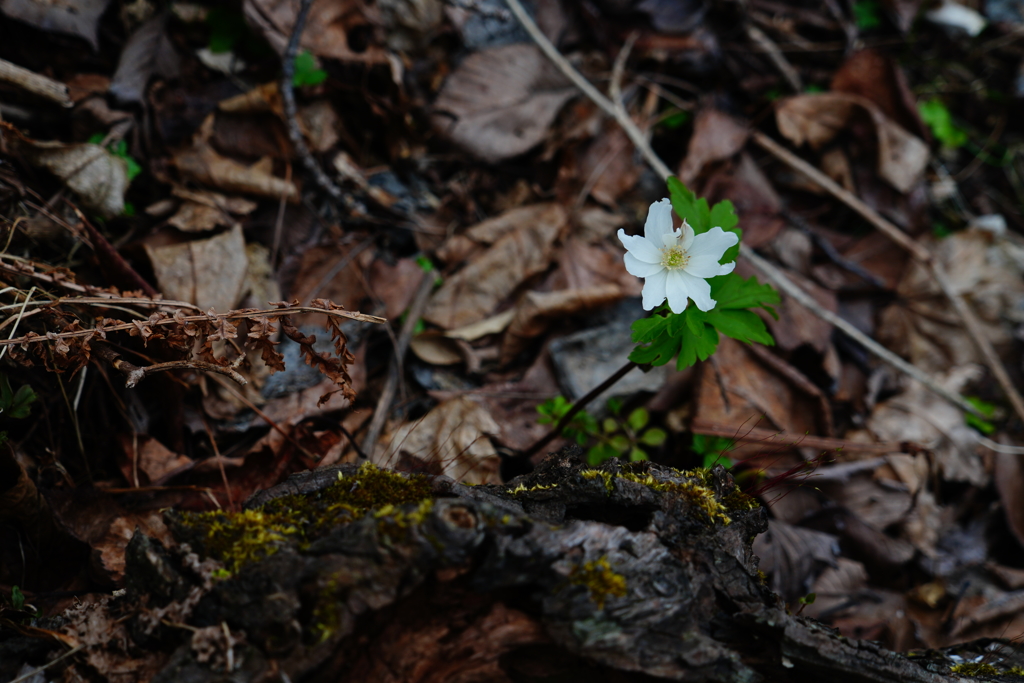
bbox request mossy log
[10,447,1024,682]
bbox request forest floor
[2,0,1024,672]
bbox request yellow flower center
[661,246,689,269]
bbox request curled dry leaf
[244,0,387,63]
[432,44,576,163]
[0,0,111,49]
[109,12,181,104]
[174,144,299,201]
[775,92,929,193]
[378,396,501,485]
[500,284,623,364]
[752,518,839,601]
[145,224,250,313]
[6,126,128,218]
[423,203,567,329]
[877,229,1024,372]
[678,107,750,186]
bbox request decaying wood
[8,448,1021,682]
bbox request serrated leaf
[706,309,775,346]
[640,427,667,446]
[710,273,780,315]
[667,176,712,233]
[7,384,36,419]
[629,330,681,367]
[677,322,719,369]
[709,199,739,231]
[631,316,668,344]
[684,306,706,336]
[627,407,649,431]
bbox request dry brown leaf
[867,365,987,485]
[0,0,111,49]
[174,143,298,201]
[559,237,641,294]
[579,125,642,206]
[500,284,623,364]
[446,309,516,342]
[775,92,929,193]
[752,519,839,601]
[243,0,388,63]
[678,107,749,185]
[423,203,567,329]
[410,331,464,366]
[367,257,427,320]
[145,224,249,312]
[9,131,128,218]
[702,153,783,248]
[831,49,925,138]
[432,44,575,163]
[377,397,501,484]
[692,337,824,452]
[877,229,1024,372]
[287,242,370,322]
[109,13,181,104]
[994,446,1024,550]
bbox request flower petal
[686,227,738,261]
[683,252,729,278]
[617,229,662,264]
[679,219,695,251]
[643,198,674,249]
[641,268,668,310]
[678,271,716,311]
[664,269,693,314]
[625,253,665,278]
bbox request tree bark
[8,447,1021,682]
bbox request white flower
[618,198,739,313]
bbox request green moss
[310,577,341,643]
[721,487,760,512]
[506,482,558,495]
[177,462,433,572]
[569,556,627,610]
[950,662,1000,676]
[580,469,615,493]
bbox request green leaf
[710,273,780,315]
[11,585,24,610]
[640,427,666,446]
[606,397,623,415]
[7,384,36,419]
[609,435,631,453]
[293,51,328,87]
[918,98,968,149]
[660,110,691,129]
[667,176,712,234]
[628,447,648,462]
[676,322,719,370]
[602,418,618,434]
[853,0,881,29]
[798,592,817,605]
[587,443,618,466]
[627,407,649,432]
[206,7,247,54]
[684,305,706,336]
[706,309,775,345]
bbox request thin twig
[502,0,995,424]
[522,361,638,460]
[360,272,436,459]
[8,646,84,683]
[281,0,356,209]
[93,342,248,388]
[780,208,887,288]
[745,24,803,92]
[68,204,159,297]
[752,131,1024,424]
[0,305,386,347]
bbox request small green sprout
[11,586,24,610]
[918,98,968,149]
[691,433,734,469]
[964,396,997,435]
[537,396,666,466]
[853,0,882,30]
[293,51,328,87]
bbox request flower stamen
[661,246,690,270]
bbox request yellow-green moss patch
[569,556,627,610]
[950,662,1000,676]
[177,463,433,572]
